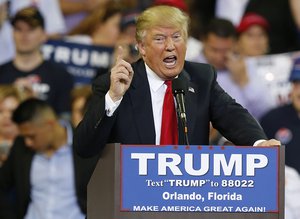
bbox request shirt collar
[145,63,165,92]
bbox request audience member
[66,2,122,47]
[194,18,236,70]
[236,13,269,57]
[0,7,74,116]
[9,0,66,36]
[70,85,92,127]
[244,0,300,54]
[66,2,123,77]
[0,98,99,219]
[260,57,300,173]
[193,18,273,120]
[0,0,14,64]
[190,0,300,54]
[188,0,249,40]
[0,85,22,166]
[59,0,109,34]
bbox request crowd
[0,0,300,218]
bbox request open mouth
[163,55,177,68]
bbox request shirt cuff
[253,139,266,146]
[105,92,122,117]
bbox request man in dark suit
[0,98,98,219]
[74,5,280,158]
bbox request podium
[87,144,285,219]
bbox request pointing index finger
[115,45,134,75]
[116,45,124,63]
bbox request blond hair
[0,85,22,102]
[136,5,189,43]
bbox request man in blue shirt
[0,98,98,219]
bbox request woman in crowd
[236,12,269,57]
[0,85,22,166]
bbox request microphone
[172,78,187,121]
[172,77,189,145]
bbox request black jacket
[74,59,266,158]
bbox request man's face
[18,120,53,153]
[203,33,235,70]
[138,26,187,80]
[291,81,300,112]
[13,20,46,55]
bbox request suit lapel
[128,60,156,144]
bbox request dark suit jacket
[74,59,267,158]
[0,136,99,219]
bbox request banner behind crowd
[42,40,114,85]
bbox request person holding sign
[74,5,280,158]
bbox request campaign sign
[120,145,279,213]
[42,40,114,85]
[246,52,293,106]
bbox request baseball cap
[153,0,188,13]
[11,6,45,29]
[289,57,300,82]
[236,13,269,34]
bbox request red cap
[237,13,269,34]
[153,0,188,13]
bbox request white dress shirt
[105,63,167,145]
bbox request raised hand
[109,46,134,102]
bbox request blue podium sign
[120,145,280,213]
